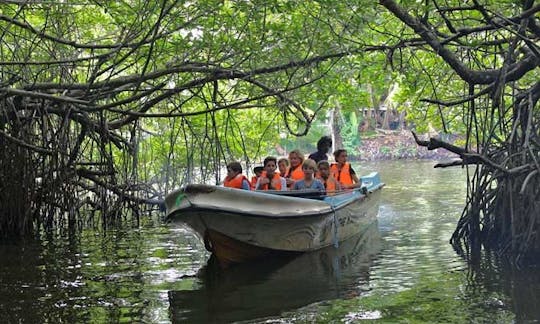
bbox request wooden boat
[165,172,384,266]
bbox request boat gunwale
[166,185,384,220]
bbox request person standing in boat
[255,156,287,191]
[292,159,325,192]
[331,149,361,189]
[308,136,332,163]
[316,160,342,193]
[284,149,304,188]
[223,161,251,190]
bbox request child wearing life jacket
[292,159,325,192]
[284,149,305,188]
[250,166,263,189]
[316,160,342,193]
[331,149,361,189]
[223,161,251,190]
[277,157,290,177]
[255,156,287,191]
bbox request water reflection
[168,222,381,323]
[463,253,540,323]
[2,161,540,323]
[0,226,207,323]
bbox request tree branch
[379,0,540,85]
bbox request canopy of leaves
[1,0,538,254]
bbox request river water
[1,160,539,323]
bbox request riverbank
[352,130,458,161]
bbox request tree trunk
[331,106,343,154]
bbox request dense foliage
[0,0,380,235]
[378,0,539,263]
[1,0,539,263]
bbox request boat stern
[360,172,384,191]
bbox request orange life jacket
[258,171,283,190]
[285,165,304,188]
[224,173,249,189]
[322,176,339,191]
[316,173,340,192]
[330,162,353,186]
[250,176,259,189]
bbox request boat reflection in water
[168,221,381,323]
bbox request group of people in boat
[223,136,361,193]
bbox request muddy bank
[351,130,459,161]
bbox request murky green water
[1,160,539,323]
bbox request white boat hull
[166,172,384,265]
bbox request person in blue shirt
[293,158,325,191]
